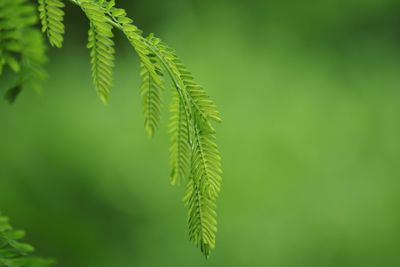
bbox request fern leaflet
[81,0,115,103]
[38,0,65,48]
[140,35,165,137]
[0,213,54,267]
[169,93,191,185]
[184,178,217,258]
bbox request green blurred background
[1,0,400,266]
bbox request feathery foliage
[0,0,222,258]
[169,92,191,186]
[81,0,115,103]
[0,213,54,267]
[0,0,47,103]
[150,39,222,257]
[184,115,221,256]
[140,35,164,137]
[38,0,65,48]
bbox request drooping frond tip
[143,39,222,257]
[183,113,222,259]
[145,38,222,257]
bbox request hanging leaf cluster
[0,0,222,258]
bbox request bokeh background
[1,0,400,266]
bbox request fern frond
[169,93,191,185]
[182,114,221,258]
[0,213,54,266]
[81,0,115,103]
[38,0,65,48]
[192,116,222,200]
[1,0,224,258]
[184,178,217,259]
[140,59,164,137]
[142,37,222,256]
[139,34,222,257]
[139,34,165,137]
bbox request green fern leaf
[142,33,222,257]
[97,3,165,132]
[1,0,224,258]
[183,114,221,258]
[140,35,165,137]
[81,0,115,103]
[192,119,222,199]
[169,93,191,185]
[38,0,65,48]
[184,178,217,259]
[0,213,54,266]
[140,60,164,137]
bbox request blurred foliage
[1,0,400,266]
[0,0,47,103]
[0,213,54,267]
